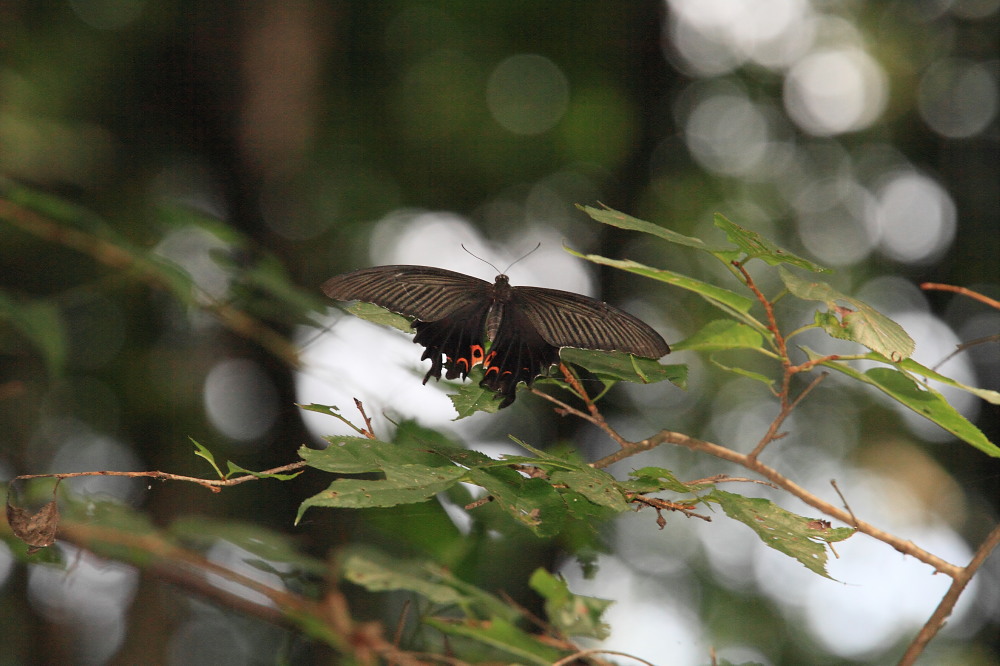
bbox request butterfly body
[322,265,668,408]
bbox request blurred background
[1,1,998,664]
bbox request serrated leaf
[559,348,687,388]
[569,250,755,316]
[529,568,613,640]
[671,319,768,352]
[345,302,414,332]
[550,469,628,512]
[780,267,914,360]
[449,381,503,418]
[803,350,1000,457]
[297,465,466,518]
[464,468,567,537]
[706,490,853,579]
[715,214,828,272]
[301,437,452,473]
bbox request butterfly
[322,265,669,408]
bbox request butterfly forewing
[512,286,670,358]
[321,265,492,322]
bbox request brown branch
[14,461,308,493]
[897,523,1000,666]
[747,371,828,462]
[530,383,630,449]
[920,283,1000,311]
[651,429,962,577]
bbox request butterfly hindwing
[483,306,560,408]
[412,299,493,384]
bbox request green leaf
[705,490,854,579]
[190,438,226,479]
[780,267,915,360]
[529,568,612,639]
[345,302,414,332]
[559,348,687,387]
[341,546,469,605]
[449,380,503,418]
[569,250,756,316]
[297,465,466,518]
[889,354,1000,406]
[301,437,452,473]
[549,469,629,512]
[341,546,519,620]
[464,468,567,537]
[709,356,776,388]
[425,615,568,664]
[671,319,768,352]
[578,204,728,252]
[714,214,828,272]
[804,350,1000,457]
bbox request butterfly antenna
[461,244,502,275]
[503,242,542,274]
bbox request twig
[627,493,712,522]
[354,399,376,439]
[530,384,630,449]
[920,283,1000,310]
[14,462,308,493]
[748,372,828,462]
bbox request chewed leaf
[781,267,914,360]
[706,490,854,579]
[715,214,829,272]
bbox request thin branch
[530,383,630,449]
[14,461,308,493]
[897,523,1000,666]
[747,371,828,462]
[354,399,377,439]
[920,283,1000,311]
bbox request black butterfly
[322,265,669,408]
